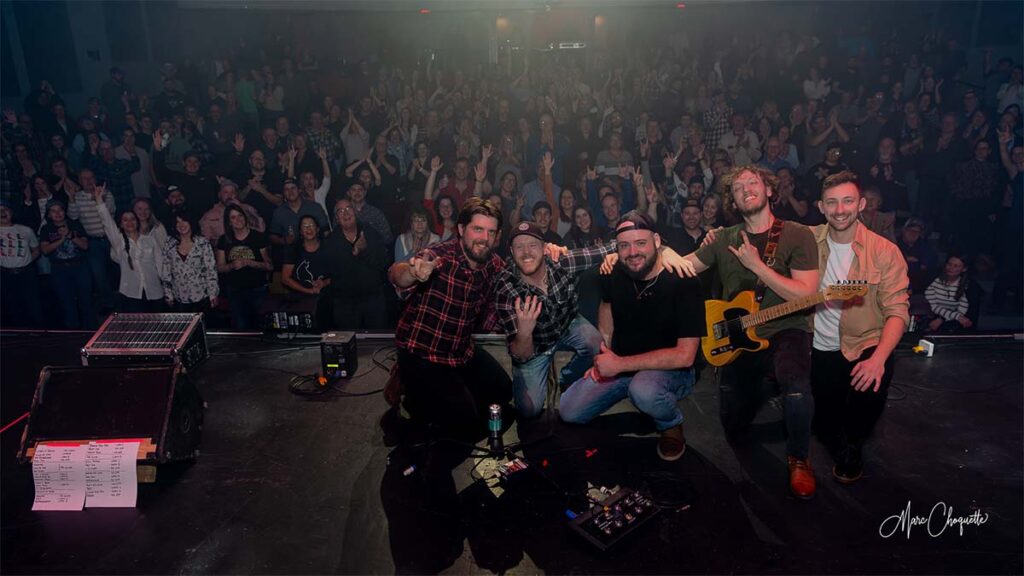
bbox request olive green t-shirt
[693,221,818,338]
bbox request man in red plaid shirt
[389,198,537,440]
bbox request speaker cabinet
[18,364,203,464]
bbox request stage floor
[1,331,1021,575]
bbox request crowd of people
[0,9,1021,505]
[0,18,1021,333]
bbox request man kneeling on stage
[494,222,612,419]
[559,212,706,461]
[388,198,512,442]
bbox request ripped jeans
[717,328,813,459]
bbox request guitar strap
[753,218,785,304]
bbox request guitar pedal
[567,488,659,551]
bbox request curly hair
[717,165,778,218]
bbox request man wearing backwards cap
[559,211,705,461]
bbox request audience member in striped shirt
[67,168,118,311]
[925,254,977,332]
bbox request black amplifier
[18,363,203,465]
[321,331,358,380]
[81,313,209,372]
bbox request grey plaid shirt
[494,242,615,361]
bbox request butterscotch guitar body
[702,291,769,367]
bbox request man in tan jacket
[810,171,909,484]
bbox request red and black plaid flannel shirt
[394,238,505,367]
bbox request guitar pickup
[712,322,729,340]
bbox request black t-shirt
[216,230,270,290]
[284,241,333,289]
[235,169,284,225]
[600,267,706,359]
[319,226,390,298]
[541,229,565,247]
[773,186,816,224]
[658,227,703,257]
[39,220,88,263]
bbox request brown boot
[383,363,404,407]
[657,424,686,461]
[787,456,816,499]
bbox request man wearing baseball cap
[558,211,705,461]
[493,221,616,419]
[658,196,707,257]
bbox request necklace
[633,273,661,300]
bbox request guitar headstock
[824,280,869,300]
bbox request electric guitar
[702,281,869,367]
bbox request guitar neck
[740,292,828,329]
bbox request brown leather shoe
[787,456,816,499]
[657,424,686,461]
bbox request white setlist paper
[31,441,141,511]
[85,441,140,508]
[31,444,88,511]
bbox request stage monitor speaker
[18,364,203,464]
[81,313,209,372]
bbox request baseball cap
[509,221,545,243]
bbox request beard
[462,237,493,264]
[621,251,657,280]
[514,255,542,277]
[737,193,769,217]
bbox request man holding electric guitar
[683,165,822,499]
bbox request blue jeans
[513,315,603,418]
[559,368,696,431]
[86,236,117,310]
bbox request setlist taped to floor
[32,441,140,511]
[85,441,139,508]
[32,444,88,511]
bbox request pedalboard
[567,488,659,551]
